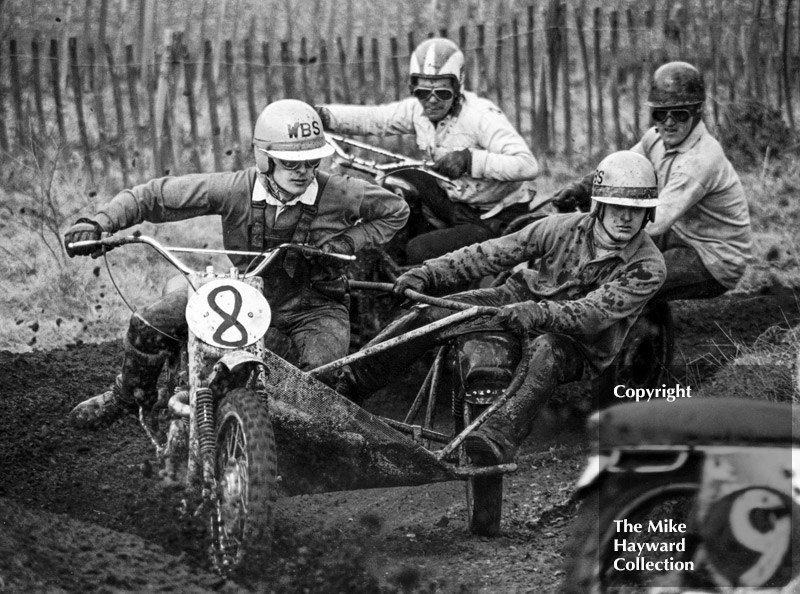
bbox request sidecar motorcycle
[68,234,530,576]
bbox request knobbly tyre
[67,234,532,562]
[559,397,800,593]
[66,233,354,575]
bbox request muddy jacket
[323,91,539,218]
[420,212,667,375]
[631,122,752,289]
[92,168,409,309]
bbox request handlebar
[67,234,356,278]
[325,132,455,186]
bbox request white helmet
[252,99,334,161]
[592,151,659,208]
[409,38,465,91]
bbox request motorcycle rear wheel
[464,403,503,537]
[466,475,503,536]
[209,388,277,574]
[559,469,702,594]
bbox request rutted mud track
[0,292,795,593]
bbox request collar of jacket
[581,212,647,264]
[663,120,706,155]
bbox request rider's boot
[464,335,583,466]
[464,418,520,466]
[70,340,166,430]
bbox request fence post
[319,38,332,103]
[154,31,175,175]
[9,40,27,151]
[390,37,402,100]
[204,40,223,172]
[59,0,74,91]
[494,22,504,109]
[244,36,257,131]
[105,42,131,186]
[626,9,641,139]
[545,0,563,152]
[476,24,487,96]
[782,0,795,132]
[371,37,382,103]
[0,40,8,153]
[69,37,94,182]
[31,39,47,140]
[49,39,67,143]
[300,37,311,103]
[88,44,111,175]
[125,44,146,178]
[512,16,522,133]
[182,43,203,173]
[97,0,109,86]
[336,37,352,103]
[609,10,622,150]
[262,41,273,105]
[526,5,538,154]
[281,41,296,99]
[356,37,367,103]
[575,6,593,155]
[146,56,162,177]
[225,39,243,170]
[593,7,605,153]
[560,3,571,159]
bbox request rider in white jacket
[318,37,539,264]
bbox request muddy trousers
[654,231,727,301]
[349,284,586,446]
[405,177,530,264]
[116,289,351,402]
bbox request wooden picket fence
[2,0,800,186]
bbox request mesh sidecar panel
[262,349,455,494]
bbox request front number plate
[186,279,271,349]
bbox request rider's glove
[315,106,332,131]
[552,174,593,213]
[64,218,105,258]
[321,235,355,257]
[490,301,543,334]
[392,267,432,298]
[432,149,471,179]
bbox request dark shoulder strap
[283,172,331,277]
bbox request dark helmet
[647,61,705,108]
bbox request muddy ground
[0,290,796,594]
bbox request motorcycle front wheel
[209,388,277,574]
[559,469,703,594]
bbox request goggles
[651,108,694,124]
[412,87,455,102]
[255,146,322,170]
[275,157,322,170]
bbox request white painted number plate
[186,279,271,348]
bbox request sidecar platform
[262,349,459,495]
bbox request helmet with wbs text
[591,150,659,223]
